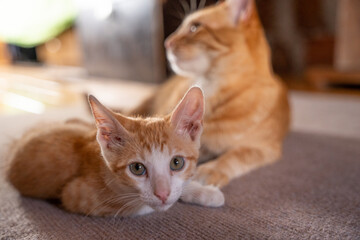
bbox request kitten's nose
[154,190,170,204]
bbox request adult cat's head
[89,87,204,212]
[165,0,271,79]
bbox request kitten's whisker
[104,178,117,188]
[114,198,139,217]
[87,198,125,217]
[109,200,133,227]
[85,197,119,217]
[85,193,138,217]
[106,198,141,228]
[104,194,139,204]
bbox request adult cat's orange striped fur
[131,0,290,187]
[7,87,224,217]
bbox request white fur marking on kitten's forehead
[148,145,187,163]
[148,146,175,176]
[149,145,172,162]
[134,145,173,174]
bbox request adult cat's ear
[88,95,129,149]
[170,87,204,142]
[227,0,253,25]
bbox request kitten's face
[165,0,255,77]
[103,120,198,211]
[89,87,204,213]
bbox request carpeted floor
[1,131,359,239]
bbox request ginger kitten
[131,0,290,187]
[7,87,224,217]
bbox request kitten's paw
[181,182,225,207]
[195,163,230,188]
[198,185,225,207]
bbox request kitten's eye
[190,22,201,33]
[129,163,146,176]
[170,156,185,171]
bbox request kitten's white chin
[134,205,155,216]
[133,203,173,216]
[152,203,173,212]
[167,51,209,77]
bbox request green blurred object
[0,0,77,47]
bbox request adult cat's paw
[181,181,225,207]
[195,162,230,188]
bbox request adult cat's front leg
[195,146,280,188]
[180,181,225,207]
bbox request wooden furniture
[335,0,360,72]
[0,41,10,65]
[36,28,82,67]
[306,67,360,90]
[306,0,360,90]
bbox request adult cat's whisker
[198,0,207,10]
[190,0,197,12]
[180,0,190,16]
[168,8,185,21]
[177,12,185,21]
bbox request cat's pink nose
[154,190,170,203]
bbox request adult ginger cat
[7,87,224,217]
[131,0,290,187]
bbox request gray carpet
[1,131,359,239]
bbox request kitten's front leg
[180,181,225,207]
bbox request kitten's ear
[227,0,253,25]
[170,87,204,142]
[88,95,129,149]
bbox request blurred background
[0,0,359,138]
